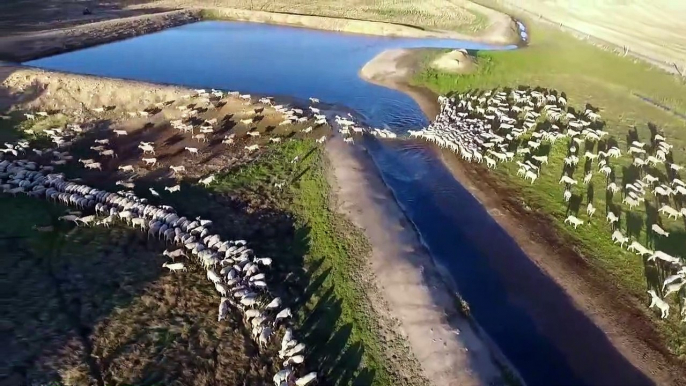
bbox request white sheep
[207,269,222,284]
[664,281,686,298]
[163,249,186,260]
[564,215,584,229]
[647,290,669,319]
[627,241,652,256]
[651,224,669,237]
[659,205,681,220]
[560,188,572,202]
[170,165,186,174]
[199,175,216,186]
[611,230,629,247]
[165,185,181,193]
[559,176,578,185]
[84,162,102,170]
[141,157,157,166]
[648,251,681,265]
[283,355,305,367]
[295,372,317,386]
[185,147,199,155]
[586,203,596,217]
[162,262,186,272]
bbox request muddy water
[27,21,651,386]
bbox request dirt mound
[430,49,476,74]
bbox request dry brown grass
[496,0,686,72]
[138,0,488,33]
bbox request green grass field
[209,140,422,386]
[413,16,686,356]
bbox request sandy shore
[358,47,686,385]
[325,136,510,386]
[359,49,440,120]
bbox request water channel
[27,21,651,386]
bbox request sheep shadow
[0,196,168,386]
[625,211,644,240]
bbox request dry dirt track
[500,0,686,71]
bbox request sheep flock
[0,88,385,386]
[410,87,686,321]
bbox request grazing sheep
[141,157,157,166]
[185,147,199,156]
[586,203,596,217]
[559,176,578,185]
[648,251,681,265]
[84,162,102,170]
[647,290,669,319]
[165,185,181,193]
[163,249,186,260]
[627,241,652,256]
[169,165,186,174]
[611,230,629,247]
[192,133,208,142]
[295,372,317,386]
[664,281,686,298]
[563,189,572,202]
[564,215,584,229]
[162,262,186,272]
[199,175,216,186]
[118,165,134,172]
[651,224,670,237]
[99,149,117,158]
[113,130,128,137]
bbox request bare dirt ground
[325,136,513,386]
[498,0,686,72]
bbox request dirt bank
[359,47,686,385]
[0,10,200,62]
[325,136,512,386]
[1,64,191,113]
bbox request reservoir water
[26,21,651,386]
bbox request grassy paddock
[413,17,686,355]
